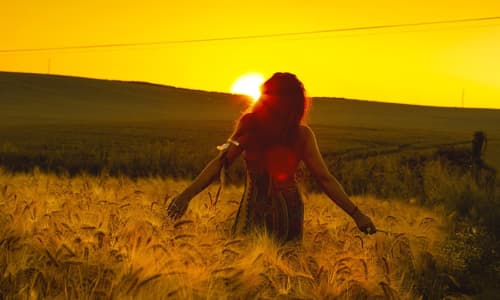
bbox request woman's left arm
[301,125,376,234]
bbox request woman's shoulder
[239,112,255,123]
[231,113,257,142]
[236,112,257,131]
[297,124,317,154]
[298,124,314,139]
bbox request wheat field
[0,167,457,299]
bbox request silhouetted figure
[472,131,487,163]
[471,131,496,199]
[166,72,376,243]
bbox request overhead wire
[0,16,499,54]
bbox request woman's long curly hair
[244,72,310,146]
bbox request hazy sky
[1,1,500,108]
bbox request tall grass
[0,168,461,299]
[0,123,498,297]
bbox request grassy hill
[0,72,248,125]
[2,71,500,169]
[2,71,500,130]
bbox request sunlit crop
[0,168,454,299]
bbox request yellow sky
[1,1,500,108]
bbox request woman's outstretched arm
[301,125,376,234]
[166,137,244,220]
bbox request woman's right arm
[301,125,376,234]
[166,144,242,220]
[166,115,250,220]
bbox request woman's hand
[352,209,377,235]
[166,194,191,220]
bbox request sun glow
[230,73,265,102]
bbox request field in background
[1,71,500,173]
[1,71,500,298]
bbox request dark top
[226,113,304,242]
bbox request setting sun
[230,73,265,101]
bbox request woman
[167,72,376,243]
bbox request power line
[1,16,500,54]
[279,21,500,43]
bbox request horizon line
[1,70,499,111]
